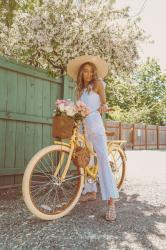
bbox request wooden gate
[0,56,75,187]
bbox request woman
[67,55,119,222]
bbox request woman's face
[82,64,93,83]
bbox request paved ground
[0,150,166,250]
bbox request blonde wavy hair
[76,62,99,99]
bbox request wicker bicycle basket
[52,115,75,139]
[72,146,90,168]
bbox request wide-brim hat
[67,55,108,81]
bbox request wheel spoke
[31,182,50,198]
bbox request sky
[114,0,166,71]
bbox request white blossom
[65,106,76,117]
[58,103,65,112]
[0,1,147,77]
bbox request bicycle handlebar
[106,108,115,112]
[97,107,115,113]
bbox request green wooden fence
[0,56,75,187]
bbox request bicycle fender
[53,140,70,148]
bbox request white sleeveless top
[80,79,106,112]
[80,89,101,112]
[80,85,106,135]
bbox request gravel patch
[0,150,166,250]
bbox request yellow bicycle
[22,121,126,220]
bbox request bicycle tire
[22,144,84,220]
[108,144,126,190]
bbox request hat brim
[67,55,108,81]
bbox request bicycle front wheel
[22,144,84,220]
[108,144,126,190]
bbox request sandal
[105,202,117,222]
[80,192,97,202]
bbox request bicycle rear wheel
[22,144,84,220]
[108,145,126,190]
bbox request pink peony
[55,99,68,105]
[54,99,91,120]
[76,100,86,108]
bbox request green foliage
[0,0,18,27]
[106,58,166,125]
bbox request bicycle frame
[52,123,127,183]
[53,126,77,182]
[52,123,99,182]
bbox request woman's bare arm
[96,80,108,112]
[96,80,106,104]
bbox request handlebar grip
[107,108,115,112]
[97,107,115,113]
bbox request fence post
[132,124,135,150]
[119,122,122,140]
[157,125,159,149]
[145,125,147,150]
[63,75,76,101]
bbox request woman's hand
[98,103,109,113]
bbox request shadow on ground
[0,187,166,250]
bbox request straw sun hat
[66,55,108,81]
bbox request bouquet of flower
[52,99,91,139]
[54,99,91,122]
